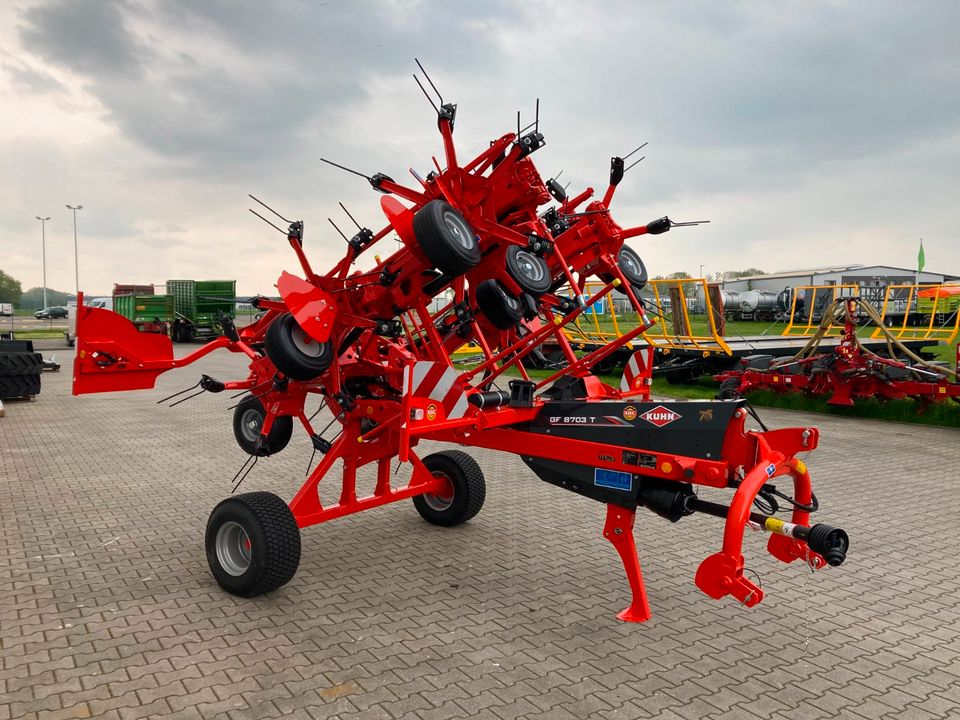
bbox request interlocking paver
[3,349,960,719]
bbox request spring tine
[168,388,206,408]
[157,381,200,405]
[232,454,259,494]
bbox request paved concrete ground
[3,350,960,720]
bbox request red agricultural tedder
[716,297,960,408]
[73,64,848,622]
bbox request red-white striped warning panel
[620,349,653,394]
[403,361,470,420]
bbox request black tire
[206,491,301,597]
[413,450,486,527]
[664,367,697,385]
[265,313,334,381]
[476,280,522,330]
[716,378,742,400]
[600,245,648,294]
[412,200,481,276]
[0,352,43,376]
[505,246,551,296]
[0,373,41,399]
[232,396,293,456]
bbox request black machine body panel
[519,399,744,509]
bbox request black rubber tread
[0,373,41,399]
[600,245,649,294]
[205,491,301,597]
[716,378,742,400]
[412,200,481,276]
[0,352,44,376]
[232,396,293,456]
[505,246,551,296]
[413,450,486,527]
[476,279,522,330]
[265,313,334,381]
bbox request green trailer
[113,294,174,334]
[167,279,237,342]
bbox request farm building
[720,264,960,293]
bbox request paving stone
[3,350,960,720]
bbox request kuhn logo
[639,405,681,427]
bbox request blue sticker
[595,468,632,491]
[765,463,776,477]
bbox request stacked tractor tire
[0,340,42,400]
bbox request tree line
[0,269,75,310]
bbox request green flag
[918,239,925,273]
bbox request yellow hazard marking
[660,462,673,474]
[765,517,786,534]
[795,459,807,475]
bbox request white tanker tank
[739,290,785,315]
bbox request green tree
[20,287,75,311]
[0,270,23,306]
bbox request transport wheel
[716,378,742,400]
[600,245,648,294]
[414,450,486,527]
[265,313,334,381]
[232,396,293,456]
[413,200,481,276]
[206,492,301,597]
[476,279,522,330]
[505,246,551,296]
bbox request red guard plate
[380,196,416,247]
[73,304,174,394]
[276,271,336,343]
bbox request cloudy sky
[2,0,958,296]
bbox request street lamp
[699,264,706,279]
[66,204,83,298]
[35,216,51,309]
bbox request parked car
[0,303,13,317]
[34,306,68,319]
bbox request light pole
[66,205,83,298]
[699,264,706,279]
[35,216,51,309]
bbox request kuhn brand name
[639,405,681,427]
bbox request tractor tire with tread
[0,351,43,376]
[0,373,41,399]
[413,200,481,276]
[205,491,301,597]
[265,312,334,381]
[413,450,486,527]
[232,396,293,456]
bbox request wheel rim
[422,471,455,512]
[619,248,643,280]
[240,408,263,443]
[290,325,324,358]
[215,521,252,576]
[514,250,546,284]
[443,210,475,250]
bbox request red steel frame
[72,77,845,622]
[717,298,960,407]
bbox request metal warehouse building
[720,264,960,293]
